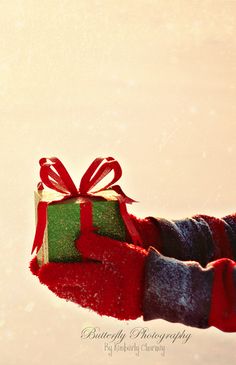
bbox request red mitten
[126,214,162,251]
[30,233,148,320]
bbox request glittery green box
[35,190,126,266]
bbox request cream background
[1,1,236,364]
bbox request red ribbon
[31,157,142,255]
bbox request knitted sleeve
[145,213,236,266]
[142,247,236,332]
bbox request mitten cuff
[142,247,214,329]
[126,214,162,250]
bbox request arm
[31,231,236,332]
[143,247,236,332]
[129,213,236,266]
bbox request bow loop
[79,157,122,194]
[39,156,122,196]
[39,157,78,195]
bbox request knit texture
[208,258,236,332]
[30,211,236,331]
[147,214,236,265]
[126,214,162,251]
[141,213,236,331]
[143,247,214,328]
[30,232,147,320]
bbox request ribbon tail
[111,185,138,204]
[118,200,142,246]
[31,201,48,254]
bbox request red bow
[31,157,142,255]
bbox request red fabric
[29,255,40,276]
[193,214,234,259]
[125,214,163,251]
[30,233,147,320]
[208,258,236,332]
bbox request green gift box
[35,189,127,266]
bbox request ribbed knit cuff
[142,247,214,329]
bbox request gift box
[31,157,142,267]
[35,188,127,266]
